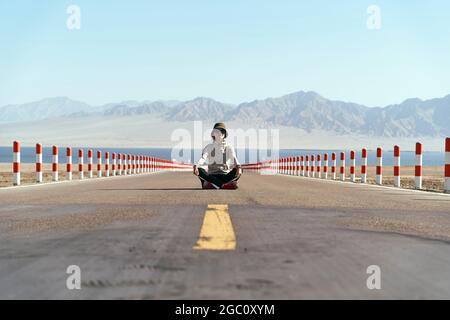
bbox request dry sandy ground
[1,163,446,192]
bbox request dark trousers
[198,168,240,187]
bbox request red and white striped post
[121,154,126,175]
[135,155,139,174]
[129,155,132,174]
[394,145,400,188]
[305,155,310,177]
[105,152,110,177]
[316,155,321,179]
[376,148,382,185]
[293,157,296,176]
[331,153,336,180]
[124,154,128,175]
[128,154,132,174]
[13,141,21,186]
[88,150,93,178]
[288,157,292,175]
[136,155,139,173]
[52,146,59,182]
[36,143,43,183]
[78,149,84,180]
[126,154,130,174]
[296,156,300,176]
[122,154,126,175]
[340,152,345,181]
[133,155,137,174]
[112,153,117,176]
[361,148,367,184]
[117,153,122,176]
[122,154,125,175]
[445,138,450,194]
[288,157,292,176]
[311,155,315,178]
[66,148,73,181]
[97,151,102,178]
[350,151,355,182]
[292,156,296,175]
[323,154,328,180]
[300,156,305,176]
[143,156,146,173]
[415,143,423,190]
[130,155,133,174]
[140,155,143,174]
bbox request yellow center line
[193,204,236,251]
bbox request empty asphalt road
[1,172,450,299]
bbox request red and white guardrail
[6,139,450,193]
[240,138,450,194]
[7,142,192,187]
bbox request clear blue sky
[1,0,449,107]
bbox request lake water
[0,147,445,166]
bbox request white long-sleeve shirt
[197,142,240,174]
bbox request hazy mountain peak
[165,97,234,122]
[0,97,93,123]
[401,97,423,105]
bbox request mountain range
[1,91,449,138]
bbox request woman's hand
[193,165,199,176]
[236,166,242,177]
